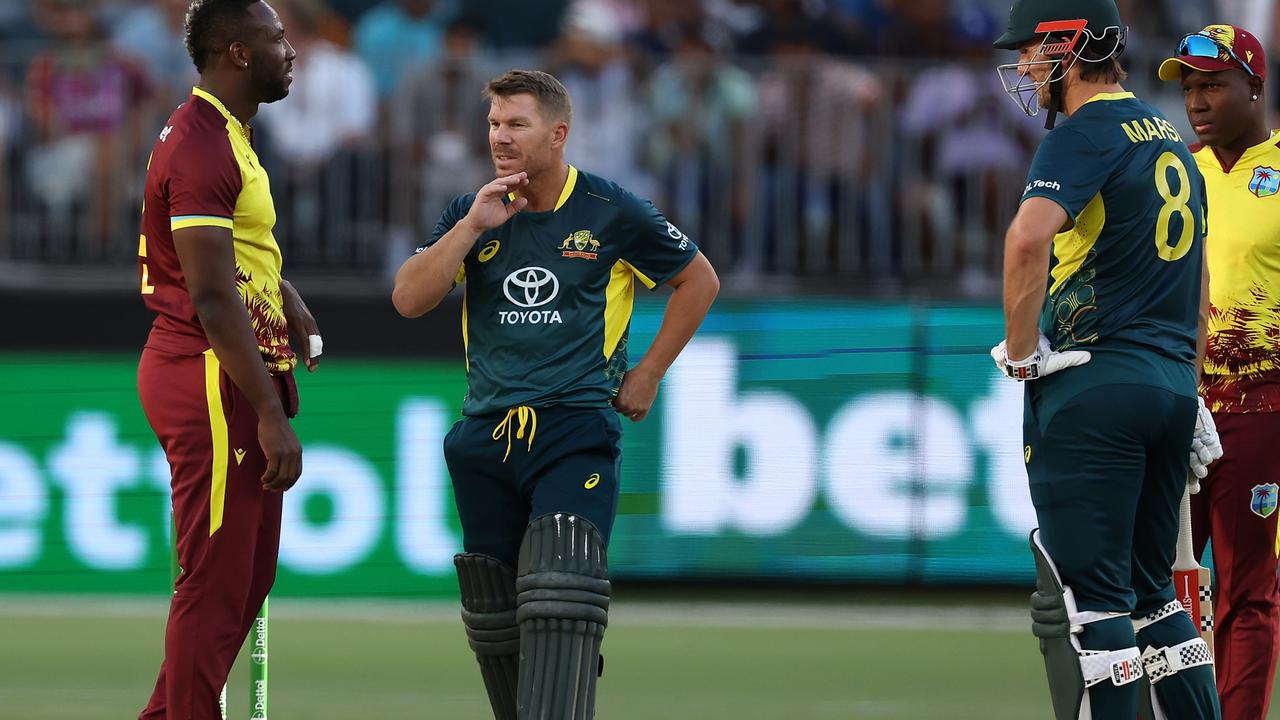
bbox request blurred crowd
[0,0,1268,293]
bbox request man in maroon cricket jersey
[135,1,319,717]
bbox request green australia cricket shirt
[419,165,699,416]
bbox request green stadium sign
[0,301,1036,597]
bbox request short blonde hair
[483,69,573,124]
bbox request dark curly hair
[184,0,262,73]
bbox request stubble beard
[252,64,290,104]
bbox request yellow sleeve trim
[623,259,657,290]
[172,216,234,231]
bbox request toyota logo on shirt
[503,267,560,308]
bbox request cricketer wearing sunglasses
[1160,24,1280,720]
[989,0,1223,718]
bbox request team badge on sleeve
[1250,483,1278,518]
[1249,167,1279,198]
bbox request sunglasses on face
[1177,33,1258,78]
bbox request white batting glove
[991,334,1091,381]
[1188,395,1223,492]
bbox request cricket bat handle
[1174,486,1196,572]
[1172,481,1215,663]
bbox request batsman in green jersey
[392,70,719,720]
[990,0,1223,718]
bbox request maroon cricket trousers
[1192,411,1280,720]
[136,347,296,720]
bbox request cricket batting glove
[990,334,1091,381]
[1187,395,1223,493]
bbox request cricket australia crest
[1250,166,1279,198]
[1251,483,1278,518]
[560,230,600,260]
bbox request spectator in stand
[646,30,756,265]
[737,0,843,55]
[0,2,48,64]
[879,0,952,56]
[700,0,768,53]
[0,79,18,254]
[549,1,653,197]
[586,0,645,38]
[752,20,882,273]
[455,0,569,52]
[260,0,375,167]
[354,0,453,99]
[827,0,897,55]
[259,0,378,262]
[324,0,371,23]
[111,0,196,103]
[1113,0,1219,93]
[24,0,152,255]
[897,3,1041,292]
[630,0,709,58]
[0,2,42,259]
[385,18,494,276]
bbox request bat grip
[1175,484,1196,570]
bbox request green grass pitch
[2,592,1276,719]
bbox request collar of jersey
[1212,129,1280,172]
[1243,129,1280,160]
[506,164,578,213]
[1080,91,1136,107]
[191,86,250,139]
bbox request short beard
[251,64,289,104]
[521,151,549,181]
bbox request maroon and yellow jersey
[138,87,294,374]
[1195,134,1280,412]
